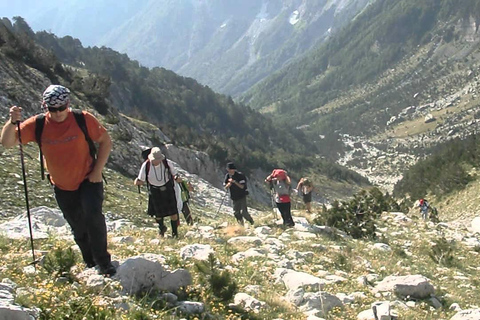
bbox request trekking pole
[16,122,38,269]
[270,188,278,220]
[216,189,228,215]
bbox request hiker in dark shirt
[224,162,254,226]
[297,177,314,213]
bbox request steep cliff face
[457,16,480,42]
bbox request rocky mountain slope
[0,0,373,96]
[336,52,480,193]
[1,193,479,319]
[235,2,480,194]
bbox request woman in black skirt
[134,147,182,237]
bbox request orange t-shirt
[19,110,107,191]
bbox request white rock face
[374,275,434,299]
[451,308,480,320]
[471,217,480,234]
[231,248,267,263]
[0,280,39,320]
[0,206,69,240]
[227,236,263,246]
[116,256,192,295]
[300,291,343,317]
[180,244,214,261]
[233,292,266,313]
[275,268,327,291]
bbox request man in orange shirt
[1,85,116,276]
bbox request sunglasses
[46,104,68,113]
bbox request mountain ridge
[0,0,373,96]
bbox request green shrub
[194,253,237,302]
[42,246,78,281]
[111,127,133,142]
[104,113,120,124]
[315,187,401,239]
[429,237,457,268]
[333,252,353,272]
[0,234,10,252]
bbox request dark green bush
[194,254,237,302]
[315,187,402,239]
[428,237,457,268]
[42,246,78,281]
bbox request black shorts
[302,192,312,203]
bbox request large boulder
[451,309,480,320]
[275,268,327,291]
[116,255,192,295]
[471,217,480,234]
[374,275,434,299]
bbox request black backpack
[35,109,98,181]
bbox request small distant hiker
[224,162,254,226]
[175,175,194,225]
[1,85,116,276]
[418,198,429,220]
[265,169,295,227]
[297,177,314,213]
[134,147,182,238]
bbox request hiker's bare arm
[1,106,21,148]
[134,178,144,186]
[286,175,291,185]
[87,131,112,183]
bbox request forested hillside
[243,0,480,150]
[394,133,480,199]
[0,17,368,188]
[0,0,372,97]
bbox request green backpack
[179,181,191,203]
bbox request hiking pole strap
[39,149,45,180]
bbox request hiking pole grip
[17,122,37,268]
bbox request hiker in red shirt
[265,169,295,227]
[1,85,115,276]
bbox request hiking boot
[159,225,168,237]
[85,262,96,268]
[98,263,116,277]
